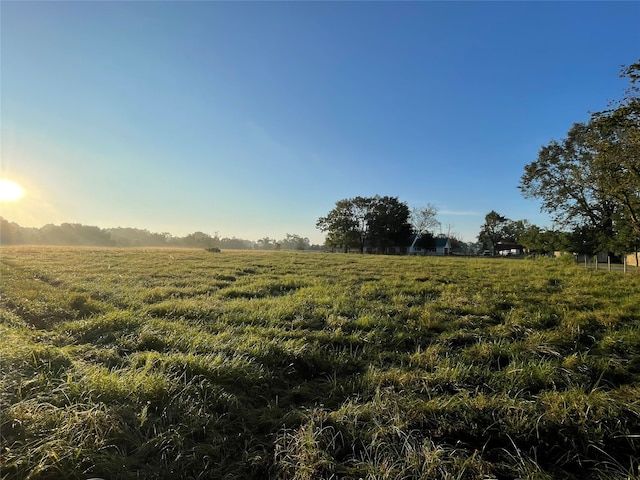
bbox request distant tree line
[0,217,320,251]
[477,210,569,256]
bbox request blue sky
[2,1,639,244]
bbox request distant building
[435,237,451,255]
[495,243,525,256]
[408,235,451,255]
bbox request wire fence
[577,255,639,273]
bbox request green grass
[1,246,639,479]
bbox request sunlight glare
[0,179,25,202]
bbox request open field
[1,247,640,480]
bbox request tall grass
[1,246,639,479]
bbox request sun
[0,179,25,202]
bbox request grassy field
[1,247,639,480]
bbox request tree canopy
[316,195,413,253]
[520,59,640,255]
[477,211,508,254]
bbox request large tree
[316,195,412,253]
[367,196,413,252]
[519,60,640,254]
[519,122,616,236]
[477,210,508,254]
[316,199,360,252]
[590,61,640,240]
[478,213,538,253]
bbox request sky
[1,1,639,245]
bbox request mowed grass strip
[1,246,639,479]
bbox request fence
[577,254,638,273]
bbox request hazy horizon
[2,2,639,245]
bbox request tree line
[316,60,639,261]
[477,211,575,256]
[0,217,319,251]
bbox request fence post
[594,255,598,270]
[608,256,611,271]
[624,255,627,273]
